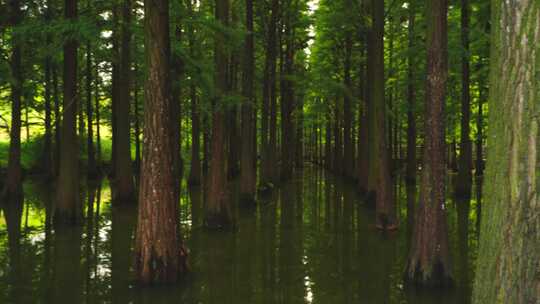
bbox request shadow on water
[0,167,478,303]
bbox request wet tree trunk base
[405,259,453,289]
[135,246,189,285]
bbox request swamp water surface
[0,167,479,303]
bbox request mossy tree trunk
[405,0,452,287]
[472,1,540,303]
[135,0,187,284]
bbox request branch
[0,113,10,134]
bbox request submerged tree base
[405,260,453,289]
[135,245,189,285]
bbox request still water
[0,167,479,303]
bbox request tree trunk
[260,0,279,190]
[371,0,395,229]
[295,95,304,169]
[406,2,417,186]
[135,0,187,284]
[365,0,376,202]
[4,0,23,199]
[405,0,452,286]
[280,0,295,181]
[475,62,485,178]
[111,3,119,175]
[55,0,81,226]
[472,2,540,303]
[202,114,209,175]
[133,61,141,173]
[239,0,256,205]
[187,0,201,187]
[113,0,135,203]
[42,2,54,180]
[343,33,353,179]
[86,41,97,179]
[456,0,472,198]
[171,6,184,188]
[333,102,343,174]
[94,64,102,169]
[53,64,61,176]
[43,58,53,179]
[357,39,369,193]
[205,0,233,229]
[325,114,332,170]
[188,84,201,186]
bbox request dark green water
[0,168,479,303]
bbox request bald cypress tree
[370,0,395,229]
[134,0,188,284]
[405,0,452,286]
[205,0,233,229]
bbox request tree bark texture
[55,0,81,226]
[472,1,540,303]
[135,0,187,284]
[405,0,452,287]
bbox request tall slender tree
[343,30,353,179]
[187,0,201,187]
[135,0,188,284]
[239,0,256,205]
[280,0,296,181]
[260,0,279,190]
[405,0,452,286]
[406,1,417,186]
[3,0,23,198]
[113,0,135,202]
[205,0,233,229]
[472,1,540,302]
[86,35,97,178]
[55,0,81,226]
[456,0,472,198]
[371,0,395,229]
[41,0,54,180]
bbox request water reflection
[0,167,478,303]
